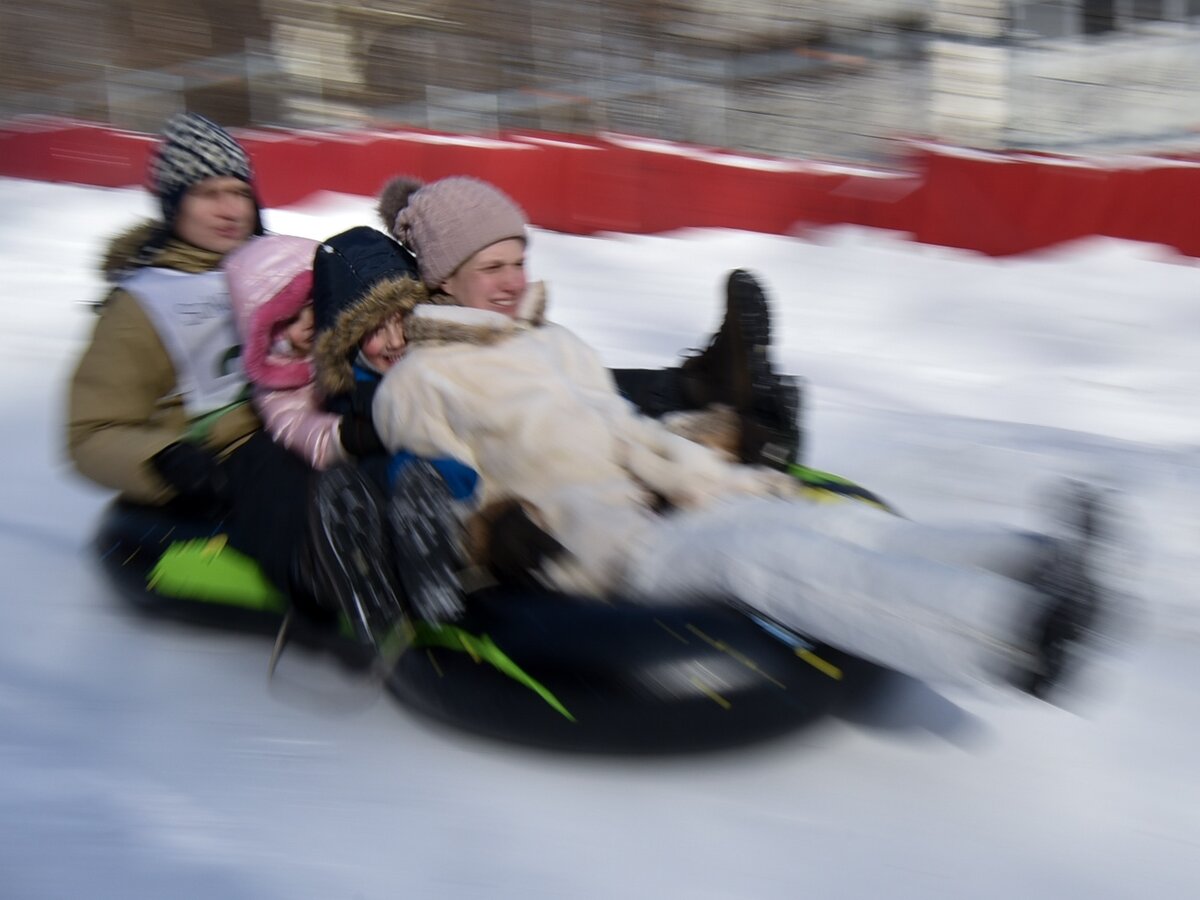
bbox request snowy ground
[2,177,1198,899]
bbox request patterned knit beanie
[147,112,262,232]
[380,176,527,288]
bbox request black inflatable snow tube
[95,500,869,753]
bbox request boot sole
[1023,488,1112,699]
[728,270,805,465]
[728,269,771,352]
[387,461,466,623]
[311,467,406,646]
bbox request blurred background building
[2,1,1200,163]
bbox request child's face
[284,305,315,356]
[361,312,407,373]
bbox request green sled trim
[788,464,861,487]
[145,536,568,717]
[148,536,287,613]
[787,464,896,513]
[411,621,576,723]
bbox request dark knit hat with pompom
[311,225,425,395]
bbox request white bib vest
[121,267,247,417]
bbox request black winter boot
[739,373,804,468]
[285,536,340,629]
[309,463,408,647]
[386,460,466,624]
[680,269,768,410]
[272,541,374,676]
[680,269,802,467]
[1013,484,1110,700]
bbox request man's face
[440,238,527,318]
[173,176,257,255]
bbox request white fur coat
[372,283,784,596]
[372,284,1047,686]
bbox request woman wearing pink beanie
[379,176,804,466]
[367,175,1110,702]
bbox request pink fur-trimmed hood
[224,235,319,390]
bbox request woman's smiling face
[440,238,527,318]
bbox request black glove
[473,500,565,588]
[151,442,231,510]
[349,379,378,417]
[339,412,385,457]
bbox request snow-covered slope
[2,178,1197,899]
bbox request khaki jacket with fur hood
[67,222,260,504]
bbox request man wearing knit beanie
[68,111,321,613]
[148,111,264,243]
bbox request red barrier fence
[906,146,1200,258]
[3,118,1198,257]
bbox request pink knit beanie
[380,176,528,288]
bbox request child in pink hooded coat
[225,234,348,470]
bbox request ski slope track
[2,178,1197,899]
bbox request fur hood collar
[406,282,547,347]
[101,220,226,282]
[313,273,428,395]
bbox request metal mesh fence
[2,1,1200,162]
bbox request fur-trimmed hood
[100,220,224,282]
[224,234,319,390]
[311,226,425,396]
[405,282,547,347]
[314,270,427,395]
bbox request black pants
[610,367,689,418]
[221,431,314,593]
